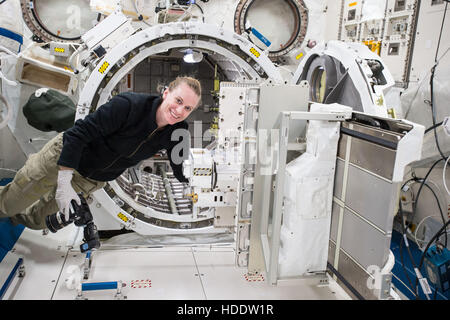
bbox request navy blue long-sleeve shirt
[57,92,189,182]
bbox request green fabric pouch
[23,89,76,132]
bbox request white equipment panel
[339,0,363,42]
[408,0,450,83]
[380,0,418,84]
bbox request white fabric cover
[278,103,350,277]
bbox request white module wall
[362,1,387,39]
[322,0,344,41]
[358,0,387,57]
[380,0,418,84]
[337,0,421,86]
[408,0,450,84]
[339,0,363,42]
[359,17,384,43]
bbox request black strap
[340,126,398,150]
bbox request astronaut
[0,76,201,230]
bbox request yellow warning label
[193,168,212,176]
[54,47,65,53]
[98,61,110,74]
[363,40,381,56]
[296,52,304,60]
[117,212,128,222]
[249,47,260,58]
[349,2,357,6]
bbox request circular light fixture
[182,49,204,63]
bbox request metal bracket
[18,265,26,278]
[83,251,93,280]
[378,273,393,300]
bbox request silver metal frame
[260,110,351,285]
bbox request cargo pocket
[17,153,50,191]
[8,154,56,214]
[3,136,61,215]
[22,134,62,185]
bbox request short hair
[167,76,202,108]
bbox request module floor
[0,225,351,300]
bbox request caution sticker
[193,168,212,176]
[244,273,265,282]
[249,47,260,58]
[98,61,110,74]
[117,212,129,223]
[131,279,152,288]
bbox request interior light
[183,49,203,63]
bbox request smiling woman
[156,77,202,127]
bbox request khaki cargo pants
[0,133,105,230]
